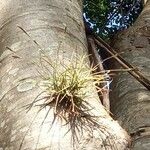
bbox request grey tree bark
[110,0,150,149]
[0,0,130,150]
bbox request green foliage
[84,0,143,39]
[83,0,110,36]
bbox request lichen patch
[17,79,36,92]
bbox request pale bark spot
[10,135,16,142]
[6,78,10,83]
[5,64,13,73]
[5,147,13,150]
[17,79,36,92]
[1,38,5,42]
[9,68,19,76]
[0,50,12,61]
[0,85,11,100]
[20,126,29,132]
[7,103,16,112]
[9,95,14,100]
[0,148,3,150]
[137,92,150,101]
[11,130,17,135]
[10,42,22,51]
[0,121,5,128]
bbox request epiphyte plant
[25,52,105,144]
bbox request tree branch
[87,36,110,111]
[94,37,150,90]
[84,20,150,90]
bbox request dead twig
[84,20,150,90]
[87,36,110,111]
[94,37,150,90]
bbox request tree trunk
[111,0,150,149]
[0,0,130,149]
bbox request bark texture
[0,0,130,149]
[111,0,150,149]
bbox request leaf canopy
[84,0,143,39]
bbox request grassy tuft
[26,53,106,146]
